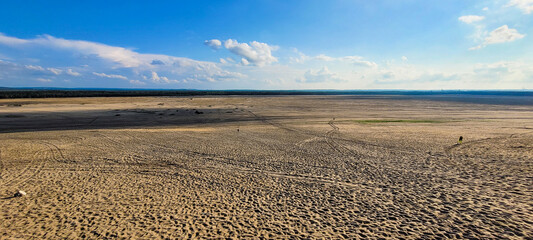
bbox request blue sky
[0,0,532,89]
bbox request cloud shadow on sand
[0,108,295,133]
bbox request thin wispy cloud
[458,15,485,24]
[92,72,128,80]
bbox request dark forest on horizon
[0,88,532,99]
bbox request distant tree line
[0,89,531,99]
[0,90,321,98]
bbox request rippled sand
[0,96,531,239]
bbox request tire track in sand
[0,145,48,192]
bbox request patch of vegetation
[352,119,446,124]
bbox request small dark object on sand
[194,110,203,114]
[14,190,26,197]
[115,114,121,116]
[458,136,463,144]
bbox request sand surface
[0,96,532,239]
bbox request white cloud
[0,34,144,68]
[66,69,80,76]
[47,67,63,75]
[223,39,278,66]
[92,72,128,80]
[2,32,531,90]
[302,66,343,83]
[483,7,489,11]
[340,56,378,68]
[289,49,311,64]
[25,65,81,77]
[149,71,178,83]
[129,79,146,85]
[473,61,533,80]
[204,39,222,50]
[458,15,485,24]
[370,60,533,89]
[0,33,29,46]
[315,54,335,61]
[290,50,377,68]
[36,78,52,83]
[474,62,511,75]
[25,65,45,71]
[0,33,245,85]
[507,0,533,14]
[470,25,525,50]
[45,35,142,68]
[150,71,161,82]
[483,25,525,44]
[401,56,408,61]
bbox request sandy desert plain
[0,95,531,239]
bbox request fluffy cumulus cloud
[458,15,485,24]
[204,39,222,50]
[223,39,279,66]
[204,39,279,66]
[0,33,245,87]
[147,71,179,83]
[470,25,525,50]
[507,0,533,14]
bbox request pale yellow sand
[0,96,531,239]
